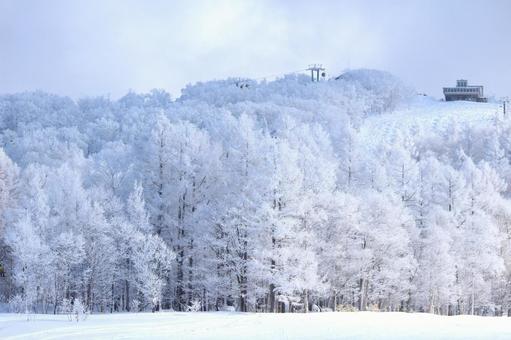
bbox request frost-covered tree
[1,70,511,316]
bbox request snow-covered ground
[359,98,501,146]
[2,312,511,339]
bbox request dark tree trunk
[269,282,276,313]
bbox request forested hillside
[0,70,510,316]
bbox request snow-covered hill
[359,97,501,147]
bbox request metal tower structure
[307,64,326,82]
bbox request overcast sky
[1,0,510,99]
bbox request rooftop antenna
[307,64,326,82]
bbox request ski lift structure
[502,97,509,117]
[232,64,328,89]
[307,64,326,82]
[234,78,251,89]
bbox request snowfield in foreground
[2,312,511,339]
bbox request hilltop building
[443,79,487,102]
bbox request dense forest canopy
[0,69,510,316]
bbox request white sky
[1,0,510,99]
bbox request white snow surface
[359,98,501,146]
[2,311,511,339]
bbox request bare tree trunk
[125,279,130,311]
[111,282,115,313]
[303,290,309,313]
[269,282,275,312]
[359,278,367,311]
[471,274,475,315]
[53,273,58,314]
[239,262,247,312]
[187,239,193,306]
